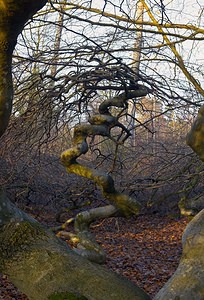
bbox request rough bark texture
[0,0,47,137]
[181,106,204,215]
[186,105,204,161]
[154,107,204,299]
[0,190,151,300]
[154,209,204,300]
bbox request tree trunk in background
[50,3,66,79]
[128,0,144,147]
[132,0,144,76]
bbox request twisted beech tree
[0,1,204,300]
[0,1,150,299]
[60,86,148,263]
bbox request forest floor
[0,211,189,300]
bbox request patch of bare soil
[0,214,189,299]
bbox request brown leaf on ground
[0,214,188,299]
[91,214,188,297]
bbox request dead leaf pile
[91,214,188,297]
[0,214,188,299]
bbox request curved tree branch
[61,84,149,262]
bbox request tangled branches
[60,83,149,263]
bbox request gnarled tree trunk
[0,190,150,300]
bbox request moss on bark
[48,292,88,300]
[154,209,204,300]
[0,220,48,264]
[186,105,204,161]
[60,85,148,261]
[0,191,150,300]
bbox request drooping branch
[98,86,149,114]
[60,84,149,262]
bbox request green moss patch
[0,220,47,259]
[48,291,88,300]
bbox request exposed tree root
[60,85,149,263]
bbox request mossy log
[0,190,151,300]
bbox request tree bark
[0,2,147,299]
[60,86,149,262]
[186,105,204,161]
[0,189,151,300]
[0,0,47,137]
[153,108,204,299]
[154,209,204,300]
